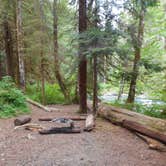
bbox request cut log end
[84,114,95,132]
[14,116,31,126]
[136,133,166,152]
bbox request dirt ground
[0,104,165,166]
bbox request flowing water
[100,93,165,106]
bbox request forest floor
[0,104,165,166]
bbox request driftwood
[98,104,166,144]
[39,116,86,122]
[26,98,51,112]
[39,127,81,134]
[14,116,31,126]
[14,123,44,131]
[84,114,95,132]
[135,133,166,152]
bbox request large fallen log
[39,116,86,122]
[39,127,81,134]
[26,98,51,112]
[98,104,166,144]
[14,116,31,126]
[84,114,95,132]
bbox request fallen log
[26,98,51,112]
[98,104,166,144]
[135,133,166,152]
[14,123,44,131]
[14,116,31,126]
[84,114,95,132]
[39,116,86,122]
[123,120,166,144]
[39,127,81,134]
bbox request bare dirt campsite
[0,104,165,166]
[1,0,166,166]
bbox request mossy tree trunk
[53,0,70,102]
[16,0,25,90]
[127,4,145,103]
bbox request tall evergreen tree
[78,0,87,112]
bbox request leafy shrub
[0,77,30,118]
[108,101,166,119]
[26,83,72,104]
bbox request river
[100,92,165,106]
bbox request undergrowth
[107,101,166,119]
[0,77,30,118]
[26,83,74,105]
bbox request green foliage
[0,77,30,118]
[109,101,166,119]
[26,83,75,105]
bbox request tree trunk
[93,55,98,114]
[0,51,2,80]
[16,0,25,90]
[40,54,45,105]
[98,104,166,144]
[39,0,46,105]
[92,0,99,114]
[78,0,87,113]
[3,20,14,79]
[127,6,145,103]
[0,63,2,80]
[53,0,69,101]
[118,73,125,100]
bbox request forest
[0,0,166,165]
[0,0,166,118]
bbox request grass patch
[0,77,30,118]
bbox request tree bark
[39,0,46,105]
[0,53,2,80]
[39,116,86,121]
[0,57,2,80]
[16,0,25,88]
[98,104,166,144]
[39,127,81,134]
[93,55,98,114]
[92,0,99,114]
[123,120,166,144]
[26,98,51,112]
[14,116,31,126]
[78,0,87,113]
[127,5,145,103]
[3,20,14,79]
[16,0,25,90]
[135,133,166,152]
[84,114,95,131]
[118,73,125,100]
[53,0,70,101]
